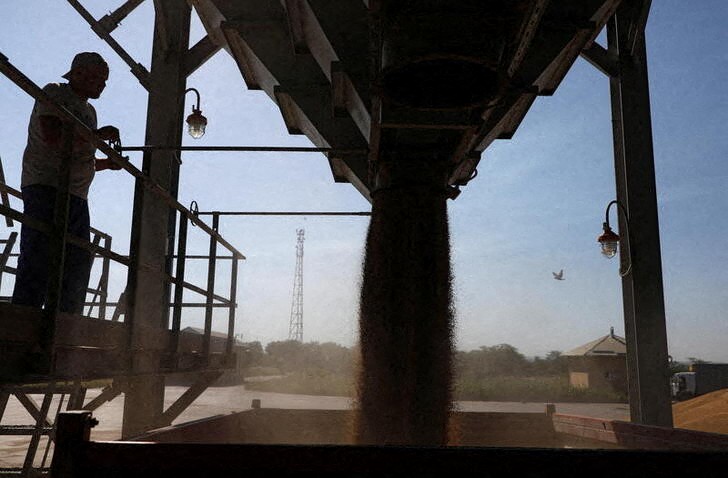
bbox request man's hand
[95,125,120,143]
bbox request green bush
[244,371,626,403]
[455,375,626,403]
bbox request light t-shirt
[21,82,97,199]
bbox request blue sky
[1,1,726,361]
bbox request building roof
[563,327,626,356]
[181,326,243,345]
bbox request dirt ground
[1,385,630,468]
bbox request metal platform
[0,303,236,383]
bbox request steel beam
[98,0,146,33]
[15,393,53,428]
[122,0,190,439]
[0,156,13,227]
[66,0,151,88]
[155,372,222,427]
[581,42,619,78]
[201,214,219,360]
[0,232,17,291]
[22,390,54,475]
[608,0,672,427]
[212,0,370,191]
[82,383,124,412]
[0,391,9,421]
[66,382,87,411]
[183,35,221,77]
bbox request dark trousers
[11,184,91,314]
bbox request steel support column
[122,0,190,438]
[608,1,672,427]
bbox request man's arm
[95,157,124,171]
[39,115,104,149]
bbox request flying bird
[552,269,565,281]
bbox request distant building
[180,326,244,353]
[176,327,246,385]
[563,327,627,395]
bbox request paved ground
[0,385,629,468]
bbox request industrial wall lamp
[597,200,632,276]
[184,87,207,139]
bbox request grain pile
[673,388,728,434]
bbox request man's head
[62,52,109,100]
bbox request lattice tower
[288,229,305,342]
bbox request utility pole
[288,229,305,342]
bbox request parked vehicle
[671,363,728,400]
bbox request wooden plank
[552,414,728,451]
[55,314,128,348]
[0,304,129,349]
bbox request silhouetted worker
[12,52,122,314]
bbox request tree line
[238,340,569,378]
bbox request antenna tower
[288,229,305,342]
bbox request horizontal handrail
[1,177,236,311]
[120,145,367,154]
[65,235,131,266]
[98,302,235,308]
[1,181,110,240]
[0,182,21,199]
[0,195,132,268]
[3,253,236,260]
[164,273,231,305]
[0,203,52,234]
[197,211,372,216]
[0,298,235,309]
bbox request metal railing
[0,51,246,372]
[0,179,115,318]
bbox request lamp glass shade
[186,109,207,139]
[597,224,620,259]
[600,241,619,258]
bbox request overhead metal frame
[84,0,672,431]
[190,0,672,428]
[0,2,677,470]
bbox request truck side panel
[693,364,728,395]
